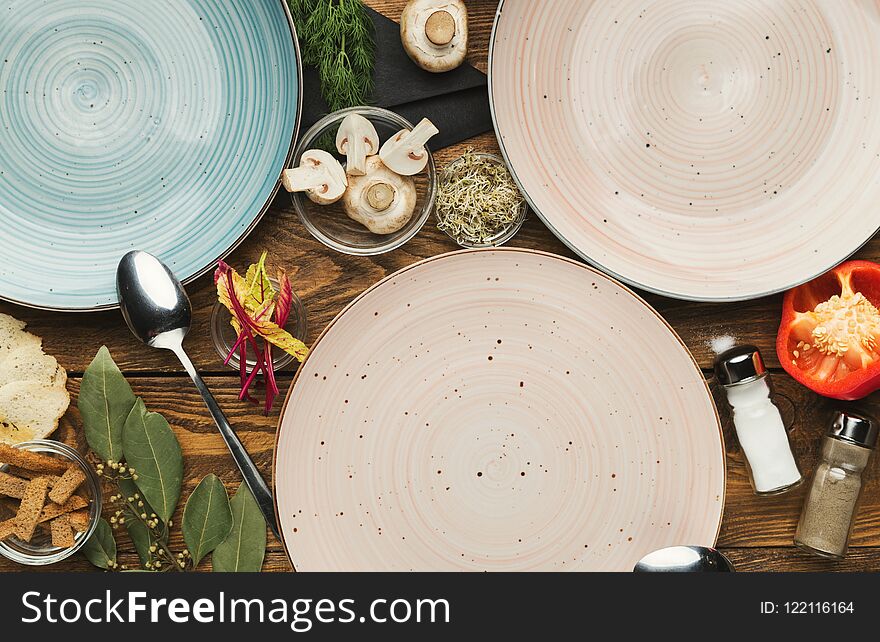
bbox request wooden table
[4,0,880,572]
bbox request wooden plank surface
[1,0,878,572]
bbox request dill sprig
[289,0,376,111]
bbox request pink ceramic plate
[274,249,724,571]
[490,0,880,301]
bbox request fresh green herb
[436,150,526,246]
[78,346,136,463]
[80,518,117,570]
[122,398,183,524]
[289,0,375,111]
[212,483,267,572]
[182,474,233,567]
[80,348,266,572]
[215,251,308,414]
[124,511,153,566]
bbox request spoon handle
[172,345,280,539]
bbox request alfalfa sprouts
[435,150,525,246]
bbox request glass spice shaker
[794,411,877,559]
[714,345,803,495]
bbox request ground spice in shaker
[715,345,802,495]
[795,412,877,559]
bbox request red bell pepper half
[777,260,880,400]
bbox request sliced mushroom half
[379,118,439,176]
[401,0,468,73]
[282,149,348,205]
[336,113,380,176]
[343,156,417,235]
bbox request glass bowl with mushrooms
[285,107,437,255]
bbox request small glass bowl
[435,152,527,248]
[290,106,437,255]
[0,440,101,566]
[210,277,308,372]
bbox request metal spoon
[116,250,280,538]
[633,546,735,572]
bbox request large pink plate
[490,0,880,301]
[274,249,725,571]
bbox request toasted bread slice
[0,443,69,475]
[50,514,75,547]
[48,465,86,505]
[0,382,70,446]
[14,476,50,541]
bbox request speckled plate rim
[0,0,303,313]
[271,247,726,571]
[487,0,880,303]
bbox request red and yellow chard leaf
[275,270,293,327]
[215,254,309,414]
[244,251,274,313]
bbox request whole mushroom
[282,149,348,205]
[336,113,379,176]
[343,156,417,235]
[379,118,439,176]
[401,0,468,73]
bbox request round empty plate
[275,249,725,571]
[0,0,300,310]
[490,0,880,301]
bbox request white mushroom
[401,0,468,73]
[343,156,417,235]
[281,149,348,205]
[379,118,439,176]
[336,113,380,176]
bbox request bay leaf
[78,346,136,462]
[117,477,153,567]
[125,519,152,567]
[182,474,233,567]
[122,398,183,524]
[118,476,159,523]
[81,517,116,569]
[212,483,266,572]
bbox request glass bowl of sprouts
[434,151,527,248]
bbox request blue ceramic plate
[0,0,300,310]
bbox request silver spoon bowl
[117,250,280,538]
[633,546,735,572]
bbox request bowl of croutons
[0,441,101,565]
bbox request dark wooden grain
[1,0,878,572]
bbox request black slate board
[299,7,493,150]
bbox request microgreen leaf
[275,270,293,327]
[244,251,274,313]
[182,474,233,567]
[215,255,308,413]
[78,346,136,462]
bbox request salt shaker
[714,345,802,495]
[795,411,877,559]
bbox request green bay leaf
[125,520,151,567]
[78,346,136,462]
[81,518,116,569]
[212,483,266,572]
[182,474,233,567]
[122,398,183,524]
[118,477,155,567]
